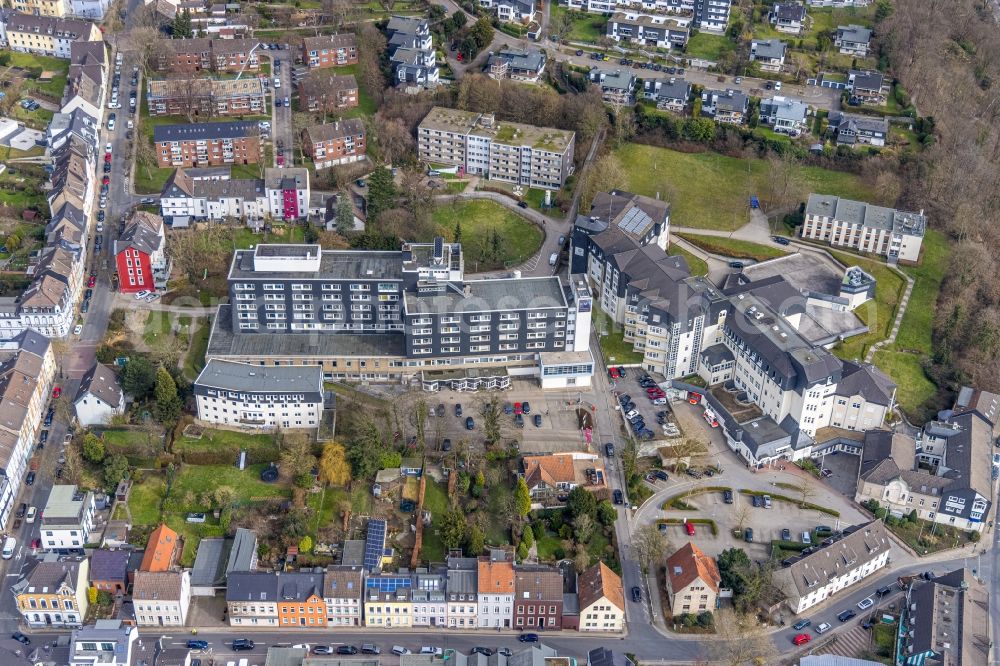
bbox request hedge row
[660,517,719,536]
[660,485,732,510]
[739,489,840,517]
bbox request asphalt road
[270,53,294,167]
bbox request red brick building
[157,38,261,73]
[302,33,357,69]
[153,121,262,168]
[513,567,563,631]
[299,72,359,113]
[114,212,168,294]
[302,119,366,170]
[146,78,267,117]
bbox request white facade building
[73,362,124,426]
[40,485,96,553]
[802,194,927,262]
[132,571,192,627]
[69,620,138,666]
[193,359,324,430]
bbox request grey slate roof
[805,194,926,237]
[588,649,635,666]
[153,121,258,143]
[645,77,690,102]
[74,362,122,409]
[487,49,545,73]
[194,359,323,395]
[227,528,258,575]
[761,95,808,122]
[904,568,990,665]
[837,24,871,44]
[779,521,890,600]
[849,69,884,92]
[827,111,889,136]
[773,2,806,20]
[190,537,228,587]
[835,360,896,405]
[858,430,914,483]
[590,68,635,92]
[226,571,324,602]
[89,549,130,583]
[752,39,786,59]
[403,276,567,314]
[303,119,365,144]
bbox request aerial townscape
[0,0,995,665]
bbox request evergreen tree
[365,167,396,223]
[453,219,462,244]
[154,366,182,424]
[172,9,193,39]
[335,193,355,234]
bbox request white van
[801,531,812,545]
[25,506,36,523]
[273,77,281,89]
[549,252,558,266]
[2,536,16,559]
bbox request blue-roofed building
[363,518,390,573]
[364,573,414,627]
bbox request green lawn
[551,5,608,42]
[174,428,279,462]
[872,350,936,419]
[5,51,70,98]
[182,317,212,381]
[676,234,789,262]
[230,163,265,179]
[134,166,174,195]
[143,310,172,346]
[667,243,709,276]
[615,144,876,231]
[893,230,948,354]
[828,250,907,361]
[592,306,644,365]
[685,32,735,62]
[431,200,543,271]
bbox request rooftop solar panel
[618,207,653,236]
[364,519,387,572]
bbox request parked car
[533,414,542,427]
[471,647,495,656]
[25,471,35,486]
[781,528,791,540]
[454,403,463,417]
[744,527,753,543]
[612,489,623,505]
[792,619,811,630]
[187,640,209,650]
[723,489,734,504]
[465,417,475,430]
[232,639,255,651]
[857,597,874,610]
[335,646,358,655]
[518,634,539,643]
[522,401,531,414]
[605,443,615,457]
[837,609,857,622]
[514,413,524,428]
[685,522,695,536]
[630,586,641,602]
[752,495,762,508]
[793,634,811,646]
[12,632,30,646]
[815,622,831,634]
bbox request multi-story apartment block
[302,119,366,169]
[478,552,514,628]
[700,88,749,124]
[563,0,729,33]
[41,485,96,554]
[146,78,267,118]
[513,567,563,631]
[153,121,262,168]
[0,12,102,57]
[835,24,871,55]
[113,211,170,294]
[479,0,535,23]
[299,72,359,113]
[0,331,55,527]
[323,565,364,626]
[770,2,806,33]
[774,521,890,614]
[446,557,479,629]
[758,96,809,136]
[577,563,625,632]
[156,38,260,73]
[13,555,89,628]
[387,15,439,88]
[487,49,546,83]
[193,359,324,429]
[226,571,327,627]
[302,33,358,69]
[826,111,888,147]
[9,0,68,18]
[749,39,786,72]
[364,573,414,627]
[801,193,927,261]
[69,620,138,666]
[899,569,991,666]
[417,107,575,190]
[132,570,192,627]
[205,239,594,387]
[642,77,690,112]
[160,167,310,224]
[572,191,896,464]
[605,12,689,49]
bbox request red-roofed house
[521,452,605,501]
[140,524,180,572]
[664,543,721,617]
[114,212,169,294]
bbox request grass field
[827,249,907,361]
[893,230,948,354]
[685,32,735,61]
[5,51,70,98]
[551,5,608,42]
[676,234,789,262]
[432,200,543,271]
[592,306,644,365]
[873,350,937,418]
[667,243,709,276]
[174,428,279,461]
[616,144,876,231]
[182,317,212,381]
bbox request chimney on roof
[463,285,471,297]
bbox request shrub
[697,611,714,627]
[970,531,982,543]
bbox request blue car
[187,640,209,650]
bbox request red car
[87,276,96,288]
[30,538,40,550]
[102,175,110,185]
[685,522,696,536]
[52,387,61,398]
[608,367,620,379]
[104,153,112,162]
[514,402,523,415]
[793,634,811,646]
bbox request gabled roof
[577,561,624,612]
[90,549,130,583]
[302,32,356,52]
[513,567,563,602]
[303,118,365,145]
[477,555,514,595]
[16,557,85,596]
[666,542,721,595]
[226,571,324,603]
[115,212,163,258]
[772,2,806,21]
[133,570,187,601]
[140,524,179,572]
[836,360,896,405]
[323,565,363,599]
[75,362,123,409]
[837,24,871,43]
[778,521,890,600]
[522,453,576,488]
[153,120,258,143]
[858,430,915,484]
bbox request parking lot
[609,368,681,443]
[815,449,863,497]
